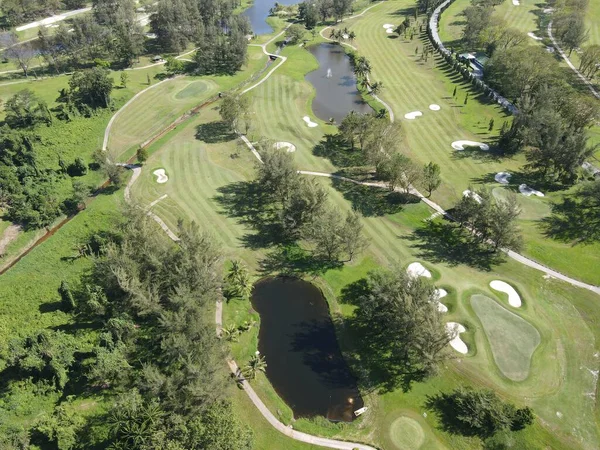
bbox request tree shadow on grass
[330,177,417,217]
[195,121,236,143]
[406,220,504,271]
[424,393,487,438]
[214,181,288,249]
[539,195,599,245]
[258,243,343,277]
[313,134,367,168]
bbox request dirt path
[0,224,21,255]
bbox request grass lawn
[131,25,600,444]
[470,294,541,382]
[108,45,268,160]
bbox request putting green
[174,80,209,100]
[389,416,425,449]
[471,295,540,382]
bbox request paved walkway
[15,7,91,32]
[547,21,600,100]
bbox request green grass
[108,46,268,159]
[470,294,541,381]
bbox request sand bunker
[153,168,168,184]
[463,190,483,204]
[386,28,394,34]
[303,116,318,127]
[434,289,448,313]
[519,184,544,197]
[273,141,296,153]
[452,140,490,151]
[406,262,432,279]
[494,172,512,184]
[543,7,554,13]
[383,24,395,34]
[527,32,543,41]
[512,0,520,5]
[446,322,468,354]
[383,24,394,29]
[490,280,522,308]
[429,104,441,111]
[404,111,423,120]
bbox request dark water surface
[243,0,296,35]
[251,277,363,422]
[305,43,373,124]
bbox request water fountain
[326,68,332,78]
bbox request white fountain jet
[326,68,332,78]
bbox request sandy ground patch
[429,104,441,111]
[404,111,423,120]
[451,140,490,151]
[434,288,448,312]
[527,32,543,41]
[463,189,483,204]
[519,184,544,197]
[303,116,318,127]
[407,262,431,278]
[273,141,296,153]
[153,168,169,183]
[446,322,468,354]
[0,224,21,255]
[490,280,522,308]
[494,172,511,184]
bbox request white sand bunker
[519,184,544,197]
[429,104,441,111]
[407,262,432,279]
[434,288,448,313]
[386,28,394,34]
[512,0,520,5]
[273,141,296,153]
[527,32,543,41]
[543,7,554,13]
[404,111,423,120]
[383,24,395,34]
[153,169,168,184]
[452,140,490,151]
[303,116,318,127]
[383,24,394,29]
[494,172,511,184]
[490,280,522,308]
[446,322,468,354]
[463,190,483,204]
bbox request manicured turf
[470,294,541,381]
[389,416,426,449]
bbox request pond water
[251,277,364,422]
[243,0,296,35]
[305,43,373,124]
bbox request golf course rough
[471,294,541,381]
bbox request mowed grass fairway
[108,46,268,159]
[471,294,540,381]
[327,0,600,284]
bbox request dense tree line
[452,0,599,185]
[0,0,86,28]
[0,211,254,448]
[0,69,115,229]
[298,0,354,28]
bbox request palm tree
[370,81,383,95]
[222,324,239,342]
[226,260,253,300]
[243,353,267,379]
[353,56,372,80]
[329,28,336,39]
[348,31,356,43]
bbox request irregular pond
[243,0,296,35]
[251,277,364,422]
[305,43,373,124]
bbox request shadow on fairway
[406,220,504,271]
[195,121,237,143]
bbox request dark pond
[251,277,364,422]
[243,0,296,35]
[305,43,373,124]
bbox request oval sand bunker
[404,111,423,120]
[446,322,468,354]
[434,288,448,313]
[406,262,431,278]
[303,116,318,127]
[429,104,441,111]
[490,280,521,308]
[519,184,544,197]
[153,168,168,184]
[273,141,296,153]
[452,140,490,151]
[495,172,511,184]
